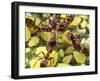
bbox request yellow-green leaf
[47,50,58,67]
[73,51,86,64]
[63,55,73,64]
[80,15,88,20]
[40,32,54,42]
[57,63,69,67]
[59,49,64,57]
[35,18,41,26]
[80,20,88,28]
[70,16,81,26]
[25,48,31,53]
[35,46,47,57]
[65,46,74,54]
[28,36,40,47]
[62,32,72,45]
[60,14,66,18]
[30,58,41,68]
[26,27,31,42]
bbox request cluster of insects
[25,13,89,68]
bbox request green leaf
[26,48,37,60]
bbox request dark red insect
[39,25,52,32]
[56,21,68,32]
[68,33,81,50]
[67,14,75,23]
[50,14,59,27]
[33,37,56,67]
[26,18,35,27]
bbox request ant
[33,37,57,67]
[26,14,75,33]
[67,33,89,55]
[67,33,81,51]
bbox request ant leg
[49,57,54,67]
[41,51,45,56]
[32,51,45,68]
[33,58,43,68]
[38,51,45,56]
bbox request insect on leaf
[35,46,47,57]
[47,51,58,67]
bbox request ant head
[67,33,75,40]
[47,37,56,48]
